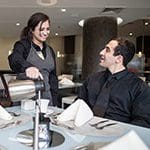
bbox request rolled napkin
[59,77,74,85]
[0,105,13,120]
[57,99,93,127]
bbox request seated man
[77,37,150,128]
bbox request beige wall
[75,35,83,72]
[0,37,19,69]
[48,36,65,75]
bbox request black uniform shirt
[78,69,150,128]
[8,38,58,106]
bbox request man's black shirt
[78,69,150,128]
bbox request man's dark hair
[113,38,135,66]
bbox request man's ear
[116,55,123,64]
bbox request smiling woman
[8,12,59,106]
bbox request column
[82,16,117,79]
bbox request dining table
[0,106,150,150]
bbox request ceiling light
[78,19,84,27]
[117,17,123,25]
[61,8,66,12]
[145,22,149,26]
[55,33,58,36]
[78,17,123,27]
[16,23,20,26]
[129,32,133,36]
[37,0,57,6]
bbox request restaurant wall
[48,36,65,75]
[0,37,19,70]
[74,35,83,78]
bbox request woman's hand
[25,67,43,79]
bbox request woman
[8,12,58,106]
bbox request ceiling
[0,0,150,38]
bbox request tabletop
[0,106,150,150]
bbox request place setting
[8,100,65,149]
[50,99,126,137]
[0,105,32,130]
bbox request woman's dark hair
[20,12,50,40]
[113,37,135,66]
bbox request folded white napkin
[59,77,74,85]
[99,130,149,150]
[0,105,13,120]
[57,99,93,127]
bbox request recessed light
[36,0,57,6]
[61,8,66,12]
[129,32,133,36]
[16,23,20,26]
[55,33,58,36]
[145,22,149,26]
[78,19,84,27]
[117,17,123,25]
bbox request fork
[47,112,61,119]
[50,118,74,130]
[0,120,22,129]
[52,121,75,130]
[89,119,109,127]
[95,123,117,129]
[8,112,21,117]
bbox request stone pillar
[82,16,117,79]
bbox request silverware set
[95,123,117,129]
[0,120,22,129]
[8,112,21,117]
[0,111,21,129]
[89,120,117,129]
[89,119,109,127]
[49,114,75,130]
[52,122,75,130]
